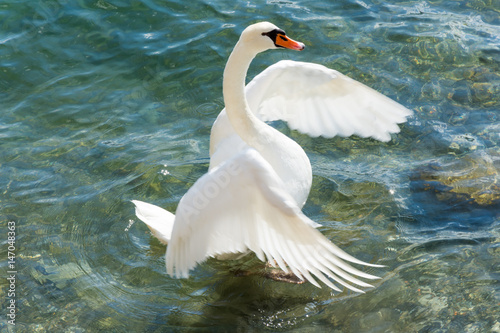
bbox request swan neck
[223,41,260,143]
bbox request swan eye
[262,28,287,46]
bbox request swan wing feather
[166,148,381,291]
[245,60,412,142]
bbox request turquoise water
[1,0,499,331]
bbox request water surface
[1,0,499,331]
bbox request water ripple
[1,0,500,331]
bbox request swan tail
[131,200,175,245]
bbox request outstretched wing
[210,60,412,154]
[166,148,381,292]
[246,60,412,141]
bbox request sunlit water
[1,0,499,331]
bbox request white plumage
[215,59,410,145]
[132,22,412,291]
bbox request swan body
[132,22,412,291]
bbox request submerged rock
[411,150,500,207]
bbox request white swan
[132,22,412,291]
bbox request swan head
[239,22,305,54]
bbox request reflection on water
[1,0,499,331]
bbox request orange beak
[275,33,305,51]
